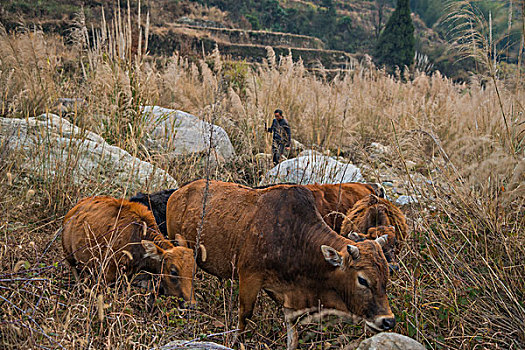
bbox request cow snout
[367,315,396,332]
[382,317,395,330]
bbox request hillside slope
[1,0,464,78]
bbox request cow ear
[368,194,378,205]
[142,240,164,261]
[347,245,360,260]
[321,245,343,267]
[174,234,188,248]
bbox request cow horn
[142,221,147,237]
[348,232,364,242]
[13,260,29,273]
[375,234,389,248]
[347,245,360,260]
[199,244,207,262]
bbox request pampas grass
[0,2,524,348]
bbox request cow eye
[170,267,178,277]
[358,276,369,288]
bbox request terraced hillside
[149,21,359,69]
[1,0,455,75]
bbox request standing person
[266,109,291,165]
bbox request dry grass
[1,3,524,349]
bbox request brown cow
[166,180,394,349]
[62,196,205,304]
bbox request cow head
[367,226,397,264]
[320,236,395,332]
[363,203,391,232]
[141,235,206,306]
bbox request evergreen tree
[375,0,415,70]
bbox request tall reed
[0,2,523,348]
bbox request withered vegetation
[1,4,524,349]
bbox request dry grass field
[0,5,524,349]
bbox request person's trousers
[272,142,285,165]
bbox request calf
[62,196,205,304]
[342,194,408,265]
[129,189,177,236]
[341,194,408,240]
[166,180,394,349]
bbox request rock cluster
[260,150,363,185]
[0,114,176,191]
[142,106,235,164]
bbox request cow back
[62,196,159,279]
[129,189,176,236]
[166,180,331,280]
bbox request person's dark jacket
[267,118,291,147]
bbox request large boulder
[142,106,235,163]
[0,114,176,191]
[259,150,364,185]
[356,333,426,350]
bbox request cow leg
[283,308,299,350]
[237,272,262,331]
[71,266,80,282]
[64,257,81,283]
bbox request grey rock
[393,187,405,195]
[259,150,363,185]
[395,195,419,206]
[382,181,394,188]
[142,106,235,164]
[291,138,306,152]
[0,114,176,191]
[356,333,425,350]
[370,142,390,155]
